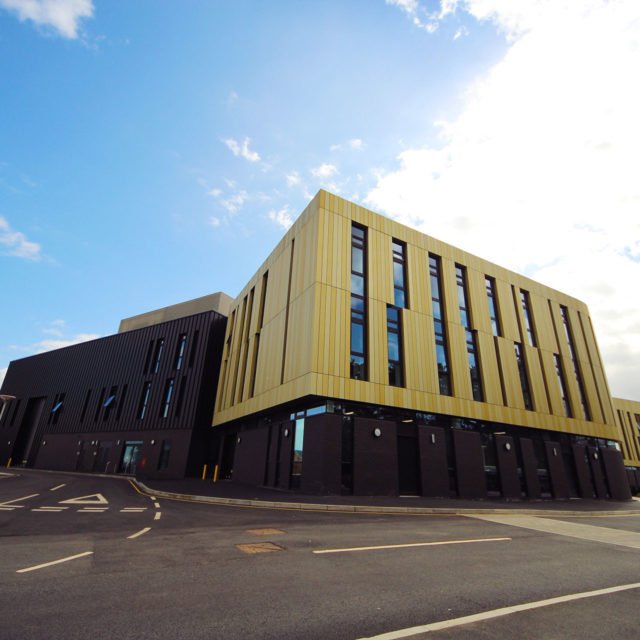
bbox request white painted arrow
[59,493,109,505]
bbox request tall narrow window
[514,343,533,410]
[175,376,187,417]
[138,382,151,420]
[429,254,451,395]
[456,265,483,401]
[153,338,165,374]
[80,390,91,423]
[520,290,537,347]
[49,393,65,425]
[485,276,501,337]
[173,334,187,370]
[115,384,127,421]
[350,224,367,380]
[387,305,404,387]
[188,330,199,368]
[103,385,117,421]
[161,378,174,418]
[143,339,154,374]
[392,239,408,308]
[249,272,268,397]
[94,388,105,422]
[560,305,590,420]
[553,354,572,417]
[157,440,172,471]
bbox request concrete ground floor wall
[216,400,636,501]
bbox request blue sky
[1,0,639,400]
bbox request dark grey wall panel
[353,418,397,496]
[601,448,632,500]
[544,441,569,500]
[572,444,595,498]
[277,420,294,490]
[417,425,449,497]
[495,434,520,499]
[519,438,540,499]
[301,414,342,495]
[587,446,608,498]
[233,427,269,486]
[453,429,486,499]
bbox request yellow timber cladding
[213,190,620,444]
[612,398,640,466]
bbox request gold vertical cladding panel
[448,323,473,401]
[439,257,459,331]
[402,310,421,392]
[539,349,563,417]
[368,298,388,385]
[283,285,316,383]
[289,211,319,301]
[369,228,393,305]
[496,337,524,409]
[495,279,520,342]
[253,309,286,397]
[523,344,550,414]
[530,292,557,353]
[475,331,503,406]
[262,244,293,327]
[547,301,568,357]
[406,243,429,315]
[467,268,492,335]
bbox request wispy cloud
[311,163,338,179]
[330,139,365,152]
[268,206,294,230]
[286,171,301,187]
[41,319,66,337]
[222,137,261,163]
[0,366,7,387]
[0,215,41,260]
[0,0,94,39]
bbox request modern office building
[612,397,640,493]
[0,294,230,478]
[212,190,634,500]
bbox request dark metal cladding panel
[601,448,632,500]
[417,425,449,497]
[495,434,520,499]
[300,413,342,495]
[587,446,608,498]
[353,418,397,496]
[544,440,569,499]
[276,420,295,489]
[453,429,486,499]
[572,444,595,498]
[265,424,280,487]
[233,427,269,486]
[519,437,541,499]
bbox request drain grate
[235,542,284,554]
[246,528,285,536]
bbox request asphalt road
[1,470,639,640]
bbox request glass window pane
[387,306,399,322]
[436,343,448,369]
[394,288,405,308]
[393,261,404,287]
[388,332,400,361]
[352,246,363,274]
[351,273,364,296]
[430,275,440,300]
[351,323,364,354]
[351,296,364,312]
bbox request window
[249,272,268,397]
[514,343,533,410]
[153,338,165,374]
[635,414,640,432]
[429,254,451,395]
[143,339,154,374]
[553,354,572,417]
[115,385,127,421]
[456,265,483,401]
[80,390,91,423]
[560,305,590,420]
[138,382,151,420]
[350,224,367,380]
[485,276,501,337]
[387,306,403,387]
[48,393,65,425]
[157,440,172,471]
[520,290,537,347]
[392,239,408,308]
[175,377,186,417]
[94,388,105,422]
[188,330,199,368]
[161,378,174,418]
[103,385,117,421]
[173,334,187,370]
[291,418,304,488]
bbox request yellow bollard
[201,463,207,480]
[6,457,11,468]
[213,465,219,483]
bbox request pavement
[136,475,640,516]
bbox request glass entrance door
[119,441,143,474]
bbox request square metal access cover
[246,528,285,536]
[235,542,284,554]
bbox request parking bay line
[49,484,66,491]
[0,493,39,508]
[313,537,511,555]
[127,527,151,539]
[16,551,93,574]
[356,582,640,639]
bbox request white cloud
[0,367,7,387]
[220,190,248,214]
[311,163,338,178]
[41,319,66,337]
[386,0,439,32]
[330,144,342,152]
[0,215,41,260]
[286,171,301,187]
[222,137,260,163]
[208,188,222,197]
[0,0,94,39]
[210,216,221,227]
[268,206,294,230]
[349,138,364,150]
[366,0,640,399]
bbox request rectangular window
[429,254,451,395]
[350,224,367,380]
[560,305,590,420]
[392,239,408,308]
[161,378,174,418]
[291,418,304,487]
[157,440,172,471]
[103,385,117,421]
[520,290,537,347]
[635,414,640,432]
[115,384,127,421]
[143,339,154,374]
[173,334,187,370]
[456,265,483,402]
[485,276,501,337]
[188,330,199,368]
[94,388,105,422]
[249,272,268,397]
[175,376,187,417]
[80,390,91,423]
[514,343,533,410]
[553,354,572,417]
[49,393,65,425]
[152,338,165,374]
[138,382,151,420]
[387,305,404,387]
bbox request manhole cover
[236,542,284,554]
[246,528,285,535]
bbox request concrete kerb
[131,479,640,517]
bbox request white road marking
[77,507,108,513]
[154,511,161,520]
[127,527,151,539]
[32,506,68,512]
[149,496,156,500]
[59,493,108,505]
[16,551,93,574]
[49,484,66,491]
[0,493,39,508]
[120,507,147,512]
[356,582,640,639]
[153,502,160,508]
[313,537,511,555]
